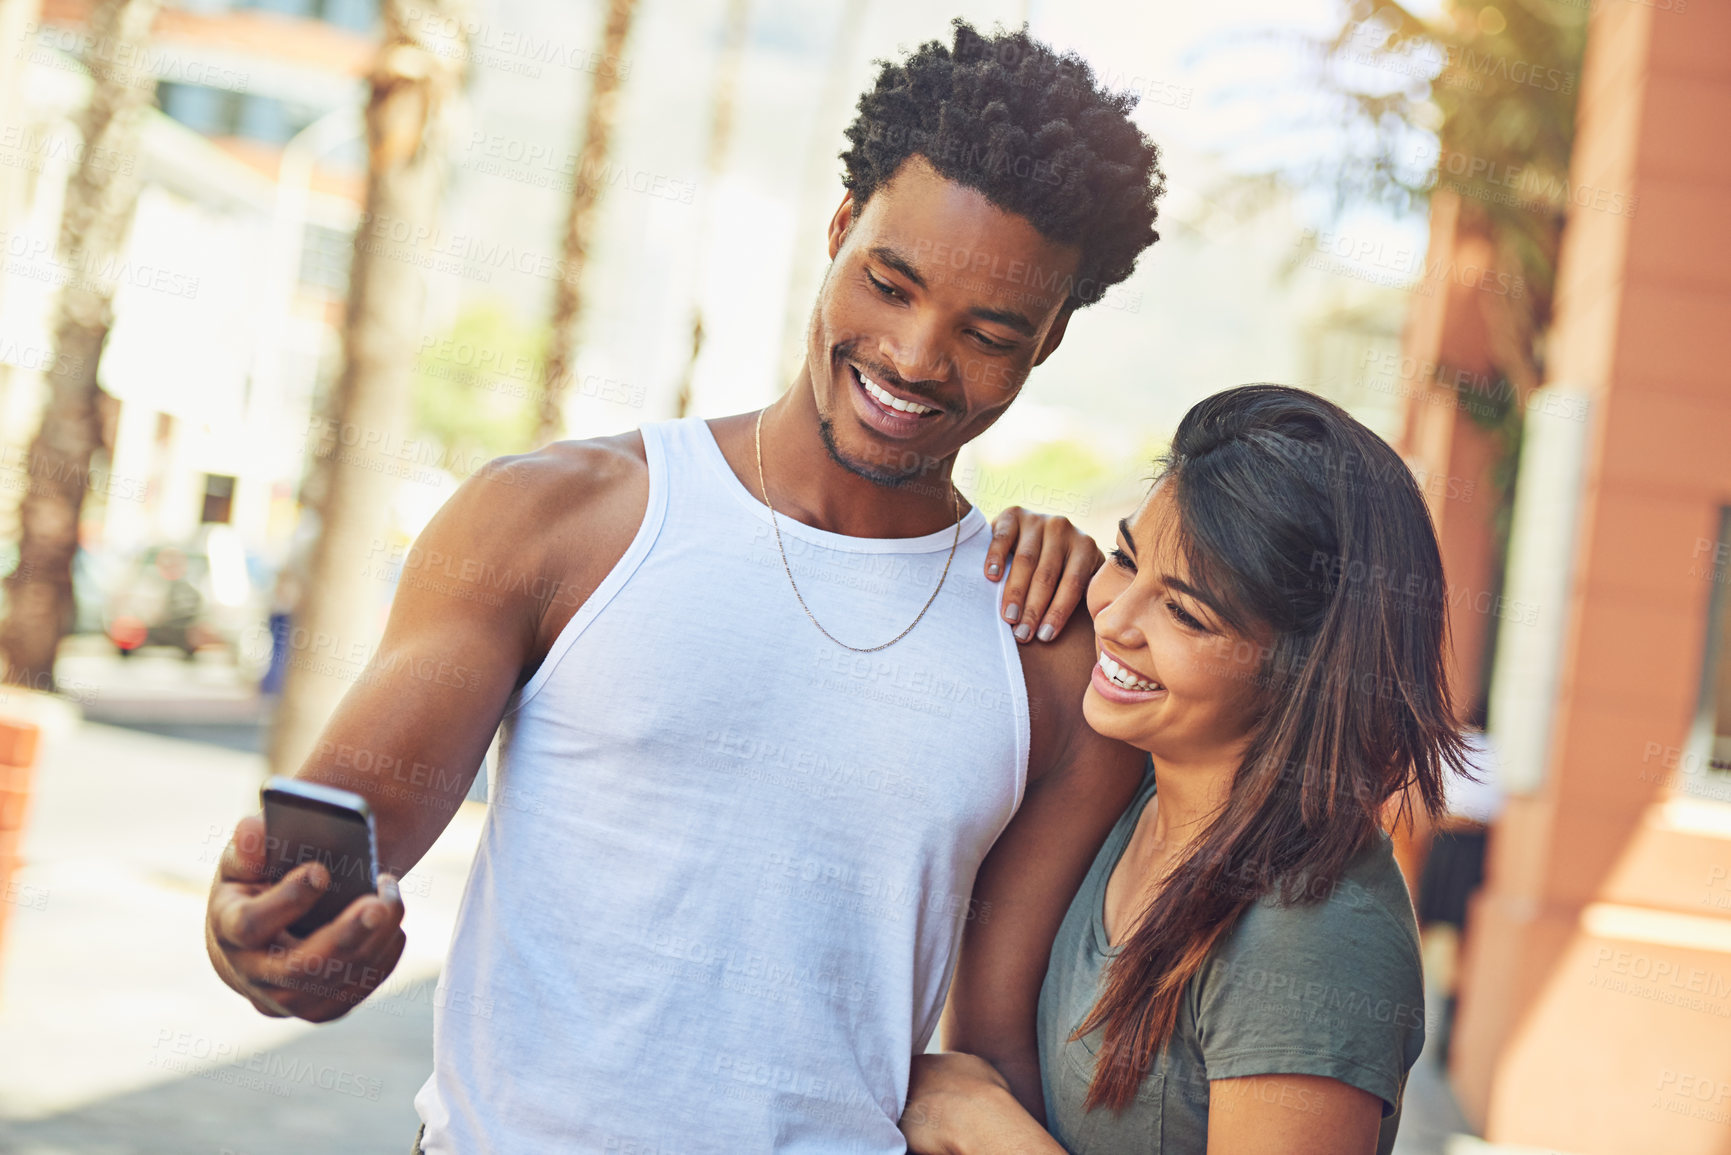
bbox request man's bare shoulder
[1017,606,1100,723]
[431,432,646,553]
[475,430,647,521]
[1016,611,1097,763]
[1011,611,1143,824]
[404,432,651,646]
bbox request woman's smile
[1091,646,1167,703]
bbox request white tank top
[414,416,1030,1153]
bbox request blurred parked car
[103,525,269,671]
[72,547,126,635]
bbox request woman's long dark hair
[1073,384,1473,1111]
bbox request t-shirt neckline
[1092,759,1160,958]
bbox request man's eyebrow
[967,304,1038,339]
[868,246,927,289]
[1118,519,1135,552]
[870,246,1041,337]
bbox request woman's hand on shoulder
[902,1052,1066,1155]
[984,507,1103,644]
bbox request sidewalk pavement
[0,715,484,1154]
[1394,1021,1478,1155]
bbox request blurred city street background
[0,0,1726,1148]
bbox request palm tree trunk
[776,0,869,387]
[533,0,637,446]
[264,0,469,778]
[670,0,749,420]
[0,0,42,429]
[0,0,160,691]
[0,0,39,132]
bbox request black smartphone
[260,777,379,938]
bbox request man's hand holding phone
[205,812,407,1022]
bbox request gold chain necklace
[754,408,962,653]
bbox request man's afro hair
[839,19,1166,310]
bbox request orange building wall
[1446,0,1731,1151]
[1394,190,1506,717]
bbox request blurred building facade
[1395,2,1731,1151]
[0,0,371,573]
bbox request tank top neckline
[682,414,991,555]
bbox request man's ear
[1032,305,1074,368]
[826,191,857,261]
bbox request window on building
[236,93,294,143]
[242,0,318,16]
[1685,505,1731,799]
[156,83,321,145]
[201,474,237,525]
[318,0,379,33]
[299,221,353,293]
[234,0,378,32]
[158,81,246,136]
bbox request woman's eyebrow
[1123,517,1226,617]
[1164,575,1229,620]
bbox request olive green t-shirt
[1036,759,1425,1154]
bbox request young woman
[902,384,1473,1155]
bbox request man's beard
[815,415,923,489]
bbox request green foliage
[1322,0,1585,553]
[1445,362,1524,532]
[1351,3,1585,372]
[411,302,544,468]
[1380,3,1583,351]
[966,439,1114,522]
[1011,439,1111,496]
[1203,2,1590,700]
[1225,1,1588,393]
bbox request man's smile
[853,363,939,415]
[842,359,947,440]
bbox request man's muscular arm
[205,436,648,1022]
[938,617,1144,1119]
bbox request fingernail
[1015,623,1033,642]
[307,864,329,891]
[1037,624,1055,642]
[380,875,401,903]
[361,904,384,930]
[987,563,1000,578]
[1004,603,1019,623]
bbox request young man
[206,20,1165,1151]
